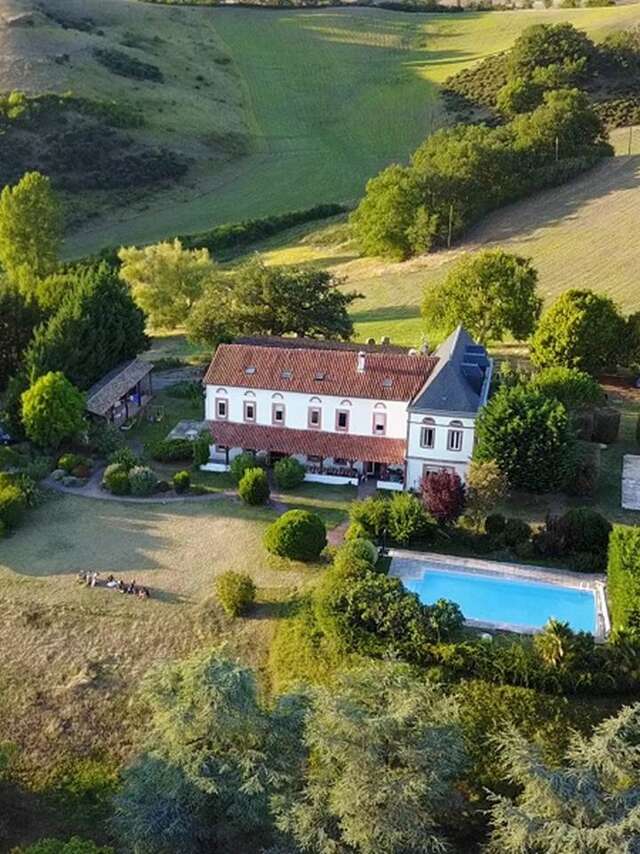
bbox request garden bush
[485,513,506,538]
[87,420,123,457]
[128,466,157,497]
[387,492,432,546]
[474,385,574,493]
[344,521,368,541]
[609,526,640,628]
[503,517,532,549]
[93,48,163,83]
[273,456,305,490]
[148,438,193,463]
[214,571,256,618]
[333,539,378,571]
[58,453,85,474]
[238,467,270,506]
[173,470,191,494]
[230,451,258,484]
[530,366,603,410]
[592,407,621,444]
[421,469,466,525]
[571,408,595,442]
[566,441,600,497]
[558,507,611,557]
[349,496,390,540]
[102,463,130,495]
[264,509,327,561]
[107,447,138,471]
[192,434,211,467]
[0,483,25,529]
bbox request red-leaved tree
[421,470,466,526]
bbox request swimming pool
[392,553,607,636]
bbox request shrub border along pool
[389,549,610,641]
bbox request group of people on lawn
[77,571,150,599]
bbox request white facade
[405,411,476,490]
[205,385,408,439]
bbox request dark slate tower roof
[410,326,492,415]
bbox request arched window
[447,420,464,452]
[420,417,435,450]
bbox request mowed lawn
[64,3,640,255]
[0,493,331,782]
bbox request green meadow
[63,3,640,255]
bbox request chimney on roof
[366,337,376,346]
[380,336,390,347]
[357,351,366,373]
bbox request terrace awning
[207,421,406,465]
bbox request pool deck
[389,549,610,640]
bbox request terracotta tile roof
[204,340,437,402]
[207,421,406,465]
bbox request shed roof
[86,359,153,417]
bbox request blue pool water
[404,566,596,633]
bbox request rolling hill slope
[253,126,640,347]
[2,0,639,254]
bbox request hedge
[148,439,193,463]
[607,526,640,629]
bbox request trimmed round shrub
[592,407,621,444]
[107,446,138,471]
[173,470,191,494]
[215,571,256,617]
[558,508,611,556]
[0,484,26,529]
[238,467,270,506]
[264,509,327,561]
[485,513,506,537]
[273,456,305,490]
[334,538,378,570]
[102,463,130,495]
[155,480,171,493]
[128,466,157,497]
[72,464,91,479]
[503,517,532,548]
[230,451,258,484]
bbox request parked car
[0,424,16,445]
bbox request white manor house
[202,326,492,491]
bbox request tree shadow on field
[465,154,640,247]
[0,496,277,579]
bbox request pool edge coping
[388,548,610,641]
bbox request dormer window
[281,370,293,380]
[314,371,326,381]
[382,378,393,389]
[244,366,256,375]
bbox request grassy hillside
[250,125,640,347]
[49,2,640,255]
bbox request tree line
[351,23,614,260]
